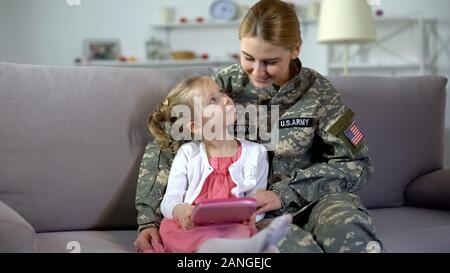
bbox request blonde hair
[148,76,209,153]
[239,0,302,50]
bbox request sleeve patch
[326,108,365,155]
[344,121,364,147]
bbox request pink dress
[149,144,258,253]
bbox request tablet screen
[191,197,257,226]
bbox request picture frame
[83,39,121,61]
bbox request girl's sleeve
[246,144,269,221]
[247,144,269,196]
[160,146,190,219]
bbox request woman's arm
[134,142,173,252]
[135,142,174,232]
[268,93,374,215]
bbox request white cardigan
[161,139,268,221]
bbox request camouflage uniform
[135,59,384,253]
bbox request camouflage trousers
[272,192,384,253]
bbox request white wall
[0,0,155,65]
[1,0,450,165]
[0,0,253,65]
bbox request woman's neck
[204,138,239,158]
[275,60,299,87]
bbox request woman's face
[240,37,299,88]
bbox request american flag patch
[344,121,364,146]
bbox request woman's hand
[254,190,282,214]
[133,227,161,253]
[173,203,195,230]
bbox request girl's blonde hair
[239,0,302,50]
[148,76,208,153]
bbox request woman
[134,0,383,253]
[143,75,292,253]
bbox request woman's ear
[291,43,301,59]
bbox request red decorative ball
[179,17,188,24]
[201,53,209,60]
[196,16,204,23]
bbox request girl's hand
[242,212,256,225]
[254,190,282,214]
[173,203,195,230]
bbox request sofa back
[328,75,447,208]
[0,62,213,232]
[0,62,447,232]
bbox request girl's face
[191,79,236,139]
[240,37,300,88]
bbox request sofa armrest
[405,168,450,210]
[0,200,36,252]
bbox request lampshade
[318,0,376,43]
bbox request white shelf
[328,63,424,70]
[373,16,431,22]
[80,59,237,68]
[152,16,428,31]
[153,17,317,29]
[152,16,426,30]
[153,20,240,29]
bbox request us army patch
[279,118,315,129]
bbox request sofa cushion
[370,206,450,252]
[0,200,36,252]
[329,76,447,208]
[405,168,450,210]
[0,62,213,232]
[36,207,450,253]
[35,230,136,253]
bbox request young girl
[145,76,292,253]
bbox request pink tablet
[191,197,257,226]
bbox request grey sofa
[0,62,449,253]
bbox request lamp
[318,0,376,75]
